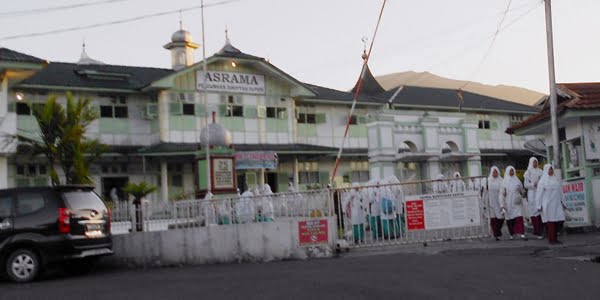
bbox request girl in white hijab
[535,164,566,244]
[485,166,504,240]
[379,179,399,239]
[499,166,527,240]
[524,157,544,239]
[342,183,366,243]
[450,172,466,192]
[432,174,449,194]
[365,179,382,239]
[259,184,275,222]
[387,176,404,237]
[236,188,255,223]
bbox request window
[297,113,316,124]
[266,107,287,119]
[16,102,31,115]
[510,115,524,127]
[351,171,370,182]
[15,164,47,177]
[298,162,319,184]
[100,105,128,118]
[0,196,13,218]
[478,120,490,129]
[171,175,183,187]
[182,103,195,116]
[226,105,244,117]
[16,192,46,215]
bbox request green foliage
[29,92,103,186]
[123,181,158,201]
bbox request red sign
[405,200,425,231]
[298,219,329,246]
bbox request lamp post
[200,0,211,195]
[544,0,560,169]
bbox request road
[1,245,599,300]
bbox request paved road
[1,245,599,300]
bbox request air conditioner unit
[257,105,266,118]
[184,93,196,103]
[142,103,158,119]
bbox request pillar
[258,168,265,186]
[160,160,168,202]
[292,157,299,188]
[158,90,170,142]
[0,75,8,117]
[0,157,7,189]
[427,158,441,180]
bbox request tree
[123,182,158,231]
[30,92,104,186]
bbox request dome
[171,29,193,43]
[200,123,232,147]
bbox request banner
[583,120,600,160]
[298,219,328,246]
[562,180,589,227]
[212,157,235,190]
[234,151,278,170]
[405,192,481,231]
[197,71,265,95]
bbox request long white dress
[485,166,504,219]
[535,165,566,223]
[499,166,524,220]
[450,172,466,192]
[524,157,543,218]
[342,183,366,225]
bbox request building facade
[0,28,541,202]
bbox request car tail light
[58,208,70,234]
[107,208,111,232]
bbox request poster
[562,180,589,227]
[298,219,328,246]
[234,151,278,170]
[584,121,600,160]
[212,158,234,189]
[405,200,425,230]
[405,192,481,231]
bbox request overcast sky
[1,0,598,93]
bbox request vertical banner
[298,219,328,246]
[562,180,589,227]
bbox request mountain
[375,71,546,106]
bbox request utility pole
[201,0,211,195]
[544,0,560,169]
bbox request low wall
[106,217,336,268]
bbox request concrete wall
[107,217,336,267]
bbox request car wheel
[5,249,40,283]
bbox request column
[158,90,170,142]
[160,160,168,202]
[258,168,265,186]
[292,157,299,188]
[0,157,7,189]
[0,75,8,117]
[427,158,441,180]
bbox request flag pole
[544,0,561,170]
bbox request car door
[0,192,15,247]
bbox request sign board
[212,157,235,190]
[234,151,278,170]
[405,192,481,231]
[562,179,590,226]
[405,200,425,230]
[583,121,600,160]
[298,219,328,246]
[197,71,266,95]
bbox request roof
[18,62,173,91]
[303,83,385,104]
[507,82,600,134]
[0,47,45,64]
[380,85,539,113]
[351,64,386,96]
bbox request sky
[0,0,598,94]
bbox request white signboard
[583,120,600,160]
[405,192,481,230]
[197,71,265,95]
[562,180,590,227]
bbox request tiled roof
[351,64,386,96]
[380,85,539,113]
[18,62,173,91]
[0,47,45,64]
[507,82,600,133]
[303,83,386,103]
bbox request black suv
[0,186,112,283]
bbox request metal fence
[335,176,489,248]
[110,189,333,235]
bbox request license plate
[86,224,102,231]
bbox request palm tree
[123,182,157,231]
[30,92,104,186]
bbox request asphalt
[1,232,600,300]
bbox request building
[508,82,600,227]
[0,27,541,202]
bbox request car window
[16,192,46,215]
[0,196,12,218]
[62,191,106,212]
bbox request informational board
[405,192,481,231]
[212,157,235,190]
[583,120,600,160]
[234,151,278,170]
[298,219,328,246]
[197,71,265,95]
[562,180,590,227]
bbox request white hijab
[538,164,560,188]
[501,166,522,190]
[453,172,461,179]
[527,157,539,171]
[264,184,274,195]
[487,166,503,188]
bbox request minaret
[164,19,199,70]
